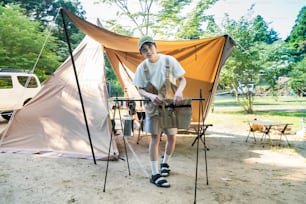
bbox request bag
[144,101,159,117]
[158,98,192,129]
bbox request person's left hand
[173,92,183,106]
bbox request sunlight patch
[244,150,306,168]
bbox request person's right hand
[150,94,163,105]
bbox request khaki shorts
[144,115,177,136]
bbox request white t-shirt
[133,54,185,90]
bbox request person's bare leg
[149,134,170,187]
[161,134,176,177]
[149,134,160,175]
[165,134,176,156]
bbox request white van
[0,69,42,120]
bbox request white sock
[151,161,159,175]
[162,153,171,164]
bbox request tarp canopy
[62,9,235,120]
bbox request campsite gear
[158,98,192,129]
[150,174,170,188]
[1,9,234,197]
[123,115,134,136]
[143,56,177,117]
[127,100,136,115]
[61,9,235,123]
[143,56,192,129]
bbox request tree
[0,4,61,81]
[285,6,306,97]
[220,15,257,112]
[252,15,279,44]
[255,41,296,97]
[219,6,281,113]
[98,0,156,36]
[0,0,86,59]
[286,6,306,57]
[97,0,219,39]
[289,57,306,96]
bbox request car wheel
[1,111,12,121]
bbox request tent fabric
[0,36,118,160]
[62,9,235,121]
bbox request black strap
[159,104,191,109]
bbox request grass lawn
[209,95,306,131]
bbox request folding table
[246,120,292,146]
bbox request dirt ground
[0,114,305,204]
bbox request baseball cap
[138,36,155,51]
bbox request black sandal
[150,174,170,188]
[160,163,171,177]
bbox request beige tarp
[0,36,118,160]
[62,9,235,121]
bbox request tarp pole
[60,8,96,164]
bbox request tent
[0,36,118,160]
[0,8,235,159]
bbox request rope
[31,8,61,73]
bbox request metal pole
[60,8,96,164]
[194,89,203,204]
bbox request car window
[0,76,13,89]
[17,76,38,88]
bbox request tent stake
[60,8,96,164]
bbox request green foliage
[175,0,219,39]
[155,0,192,38]
[98,0,219,39]
[252,15,279,44]
[289,57,306,96]
[286,6,306,48]
[0,4,61,82]
[0,0,304,106]
[99,0,158,36]
[219,7,281,113]
[0,0,86,58]
[104,54,123,96]
[285,6,306,97]
[255,41,294,96]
